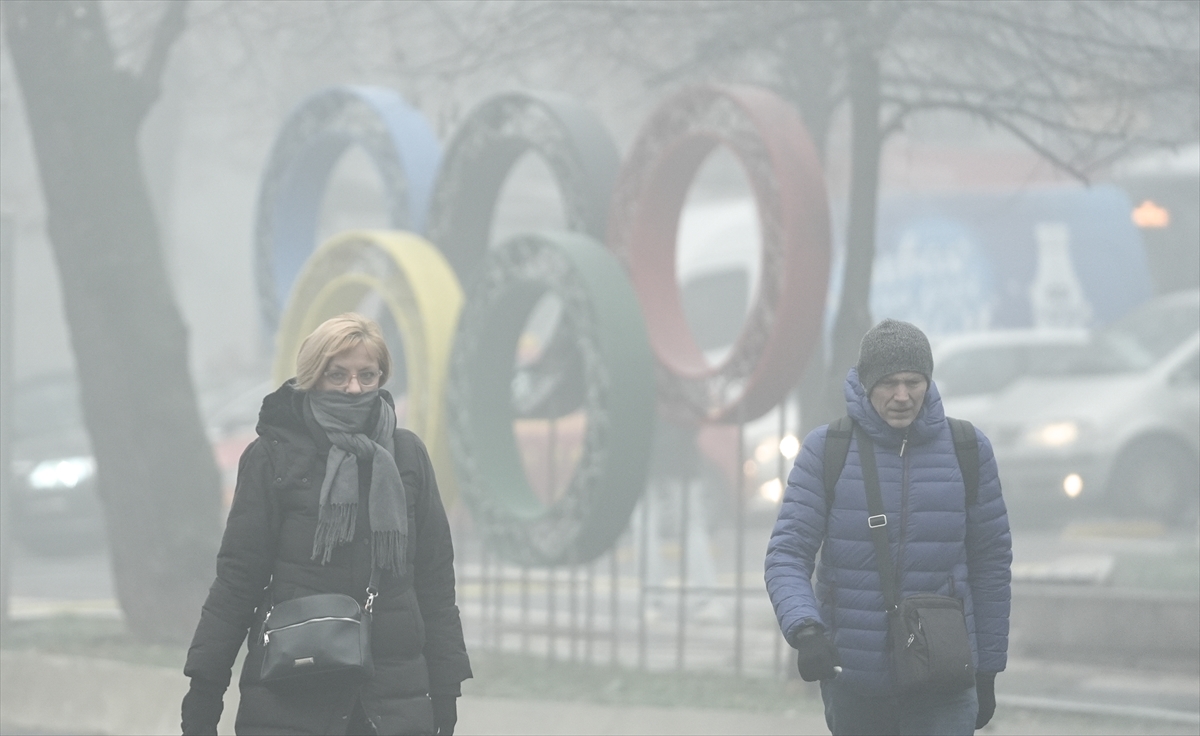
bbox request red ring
[606,84,831,423]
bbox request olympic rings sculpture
[608,85,830,423]
[254,86,441,337]
[426,90,621,284]
[447,231,656,564]
[256,84,830,564]
[272,230,463,507]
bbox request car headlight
[758,478,784,504]
[754,434,801,464]
[1024,420,1081,448]
[778,434,801,460]
[28,456,96,490]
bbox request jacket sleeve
[184,439,279,688]
[406,432,472,696]
[965,429,1012,674]
[765,425,830,643]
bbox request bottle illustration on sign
[1029,222,1092,329]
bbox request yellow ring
[273,230,463,506]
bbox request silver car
[956,290,1199,528]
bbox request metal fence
[451,403,805,680]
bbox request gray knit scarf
[304,390,407,573]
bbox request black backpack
[822,416,981,507]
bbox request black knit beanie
[856,318,934,393]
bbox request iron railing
[452,404,805,680]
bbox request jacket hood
[844,366,946,450]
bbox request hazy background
[1,0,1124,389]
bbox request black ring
[253,86,441,340]
[426,91,620,285]
[446,231,656,565]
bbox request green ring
[447,231,656,565]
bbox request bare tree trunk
[777,22,840,434]
[824,39,884,421]
[3,0,220,642]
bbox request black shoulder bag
[257,560,379,685]
[855,422,976,694]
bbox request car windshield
[937,342,1090,397]
[12,376,85,439]
[1069,298,1200,374]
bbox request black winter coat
[185,382,472,735]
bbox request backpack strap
[824,415,981,508]
[947,417,980,506]
[822,416,854,508]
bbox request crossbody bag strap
[854,423,900,613]
[365,550,381,614]
[364,429,410,615]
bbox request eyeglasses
[322,369,381,388]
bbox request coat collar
[843,367,946,450]
[257,380,396,450]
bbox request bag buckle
[365,587,378,614]
[868,514,887,528]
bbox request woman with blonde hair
[182,313,471,735]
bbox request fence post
[733,411,746,676]
[0,215,14,624]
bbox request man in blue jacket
[766,319,1012,735]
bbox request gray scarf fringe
[305,390,408,573]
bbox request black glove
[975,672,996,729]
[791,623,841,682]
[432,695,458,735]
[181,677,225,736]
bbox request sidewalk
[0,650,820,735]
[458,698,823,735]
[3,650,1198,736]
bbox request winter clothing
[793,623,842,682]
[181,677,224,735]
[764,367,1012,697]
[305,390,407,571]
[855,318,934,393]
[820,677,978,736]
[975,672,997,729]
[183,381,471,735]
[431,696,457,735]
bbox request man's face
[868,371,928,429]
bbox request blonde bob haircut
[294,313,392,390]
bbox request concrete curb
[996,694,1200,727]
[1010,585,1200,665]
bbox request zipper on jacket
[899,429,909,457]
[897,451,910,594]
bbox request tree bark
[777,22,839,434]
[3,0,220,642]
[824,35,884,421]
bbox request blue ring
[253,85,441,339]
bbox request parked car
[8,373,268,555]
[934,329,1091,400]
[964,290,1200,527]
[8,372,105,555]
[201,378,272,512]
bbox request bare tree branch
[132,0,189,116]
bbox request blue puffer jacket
[765,368,1012,695]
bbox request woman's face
[315,343,382,394]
